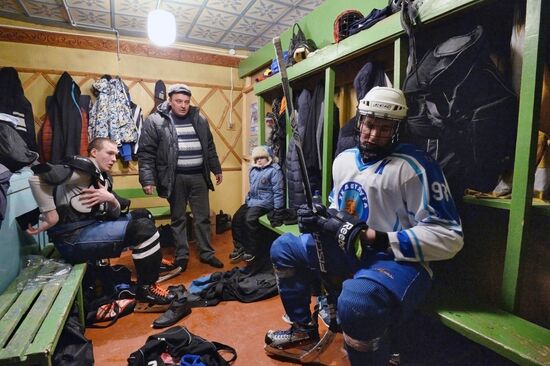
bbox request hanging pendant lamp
[147,7,176,47]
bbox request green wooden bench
[258,215,550,366]
[114,188,171,219]
[426,289,550,366]
[0,247,86,366]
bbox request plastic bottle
[312,189,322,205]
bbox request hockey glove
[322,208,368,255]
[297,203,328,234]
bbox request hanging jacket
[47,72,83,164]
[0,163,12,224]
[336,61,388,155]
[286,91,309,208]
[266,98,286,171]
[138,101,222,198]
[40,95,90,163]
[0,67,38,152]
[88,77,137,146]
[287,86,339,207]
[311,85,340,177]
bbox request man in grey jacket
[138,84,224,271]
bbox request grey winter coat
[246,162,284,210]
[137,101,222,198]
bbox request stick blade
[300,330,337,363]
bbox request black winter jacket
[0,67,38,152]
[138,102,222,198]
[48,72,83,163]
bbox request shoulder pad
[31,163,72,185]
[66,156,101,180]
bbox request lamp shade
[147,9,176,47]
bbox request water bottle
[312,189,322,205]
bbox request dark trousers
[169,173,214,262]
[231,204,270,257]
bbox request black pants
[231,204,270,257]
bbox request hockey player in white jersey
[264,86,464,365]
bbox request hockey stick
[267,36,337,364]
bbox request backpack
[215,210,231,235]
[287,23,317,65]
[53,312,94,366]
[83,263,136,327]
[0,122,39,172]
[402,24,518,196]
[127,326,237,366]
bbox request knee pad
[338,278,396,342]
[124,214,157,247]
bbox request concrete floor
[86,230,516,365]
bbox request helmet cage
[334,10,363,43]
[355,113,401,162]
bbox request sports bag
[402,24,518,196]
[127,326,237,366]
[287,23,317,65]
[53,312,94,366]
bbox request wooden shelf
[463,195,550,216]
[426,290,550,366]
[253,0,486,96]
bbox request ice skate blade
[264,343,313,362]
[134,302,171,313]
[156,267,182,283]
[300,329,336,363]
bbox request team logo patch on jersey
[337,181,369,221]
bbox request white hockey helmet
[358,86,408,122]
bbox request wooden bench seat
[0,255,86,365]
[258,214,550,366]
[427,291,550,366]
[114,188,171,220]
[258,214,299,236]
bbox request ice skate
[135,283,172,312]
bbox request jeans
[50,214,131,263]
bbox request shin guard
[126,214,161,285]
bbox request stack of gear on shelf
[287,23,317,65]
[401,23,518,200]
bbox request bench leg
[76,283,85,327]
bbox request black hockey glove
[297,203,328,234]
[322,208,368,255]
[298,204,368,255]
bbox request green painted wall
[239,0,388,78]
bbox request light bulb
[147,9,176,47]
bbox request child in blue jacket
[230,145,284,263]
